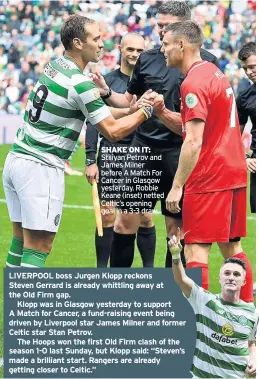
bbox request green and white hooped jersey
[186,284,258,378]
[12,56,111,169]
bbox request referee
[237,42,256,214]
[93,1,218,268]
[85,33,156,268]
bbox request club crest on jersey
[238,315,248,326]
[93,88,100,99]
[185,93,198,108]
[54,214,61,226]
[222,323,234,336]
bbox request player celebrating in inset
[85,33,156,268]
[168,228,258,378]
[158,21,253,302]
[237,42,256,214]
[3,15,154,268]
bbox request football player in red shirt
[155,21,253,302]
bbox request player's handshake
[137,91,165,115]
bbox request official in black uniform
[237,42,256,213]
[93,1,218,268]
[85,33,156,267]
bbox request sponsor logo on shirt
[211,332,238,345]
[185,93,198,108]
[222,323,234,336]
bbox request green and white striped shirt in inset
[11,56,111,168]
[185,283,258,378]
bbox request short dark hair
[222,258,246,272]
[164,21,204,47]
[60,14,96,50]
[158,1,191,21]
[238,42,256,61]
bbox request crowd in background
[0,0,256,115]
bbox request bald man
[85,33,156,268]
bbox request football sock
[233,252,254,303]
[6,237,23,267]
[110,232,136,267]
[21,248,48,268]
[186,262,209,290]
[95,226,113,267]
[165,238,186,268]
[137,226,156,267]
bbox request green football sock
[21,248,48,268]
[6,237,24,267]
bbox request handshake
[132,89,165,117]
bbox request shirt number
[29,85,48,123]
[226,87,236,128]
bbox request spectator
[0,45,7,69]
[0,0,255,115]
[146,0,158,19]
[7,44,20,66]
[114,8,128,25]
[18,61,36,86]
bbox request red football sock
[233,252,254,303]
[186,262,209,290]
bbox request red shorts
[183,188,247,243]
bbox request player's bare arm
[95,107,152,142]
[246,341,256,377]
[109,94,152,119]
[168,228,193,298]
[90,72,133,107]
[166,119,204,213]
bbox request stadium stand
[0,0,256,115]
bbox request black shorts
[250,172,256,213]
[118,137,182,218]
[97,140,129,207]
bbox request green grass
[0,144,256,376]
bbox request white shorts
[2,152,64,232]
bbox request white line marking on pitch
[0,358,3,366]
[0,199,256,219]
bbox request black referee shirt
[85,69,131,161]
[237,83,256,157]
[127,47,219,149]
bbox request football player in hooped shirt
[157,21,253,302]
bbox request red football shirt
[181,61,247,194]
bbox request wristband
[144,104,154,118]
[101,87,112,100]
[141,105,153,119]
[140,107,149,120]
